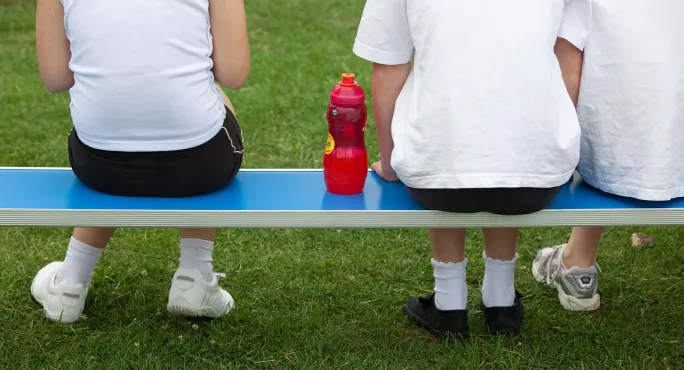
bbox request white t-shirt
[353,0,590,189]
[563,0,684,201]
[62,0,226,152]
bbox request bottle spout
[340,73,356,86]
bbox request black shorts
[406,186,561,216]
[68,108,244,198]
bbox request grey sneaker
[532,244,600,311]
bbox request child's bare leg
[482,228,518,260]
[178,228,217,281]
[429,228,465,262]
[481,228,519,307]
[72,227,115,249]
[56,227,115,286]
[429,228,467,310]
[180,228,216,241]
[564,226,603,268]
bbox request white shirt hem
[398,169,575,190]
[76,121,225,152]
[580,173,684,202]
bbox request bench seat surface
[1,168,682,227]
[0,168,680,211]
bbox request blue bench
[0,167,682,228]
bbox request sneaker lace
[543,246,564,285]
[214,272,226,280]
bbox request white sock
[482,252,518,308]
[179,238,214,281]
[432,258,468,311]
[55,237,104,287]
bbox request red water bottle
[323,73,368,195]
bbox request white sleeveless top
[62,0,226,152]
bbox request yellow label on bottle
[325,133,335,155]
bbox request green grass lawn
[1,1,683,369]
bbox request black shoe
[403,293,469,339]
[482,291,524,335]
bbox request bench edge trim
[0,208,680,227]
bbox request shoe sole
[532,261,601,312]
[402,305,469,340]
[167,297,235,319]
[485,323,521,336]
[481,303,523,336]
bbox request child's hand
[371,161,399,182]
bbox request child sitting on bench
[533,0,684,311]
[353,0,590,338]
[32,0,249,323]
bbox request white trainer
[31,262,88,323]
[532,245,601,311]
[167,267,235,318]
